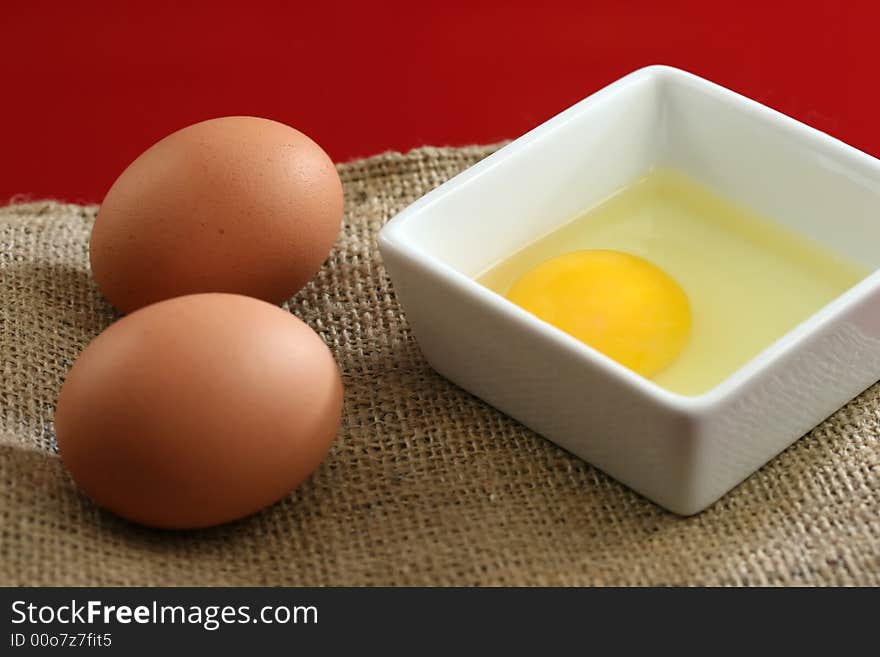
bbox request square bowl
[377,65,880,515]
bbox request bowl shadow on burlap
[338,338,873,550]
[333,337,834,525]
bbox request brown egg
[90,116,343,313]
[55,293,343,529]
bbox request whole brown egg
[89,116,343,313]
[54,293,343,529]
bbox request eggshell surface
[55,293,343,529]
[90,116,343,313]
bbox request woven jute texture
[2,145,879,586]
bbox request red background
[3,1,879,204]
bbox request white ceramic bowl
[377,65,880,515]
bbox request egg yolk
[505,250,691,377]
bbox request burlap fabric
[2,145,879,586]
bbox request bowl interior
[663,71,880,271]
